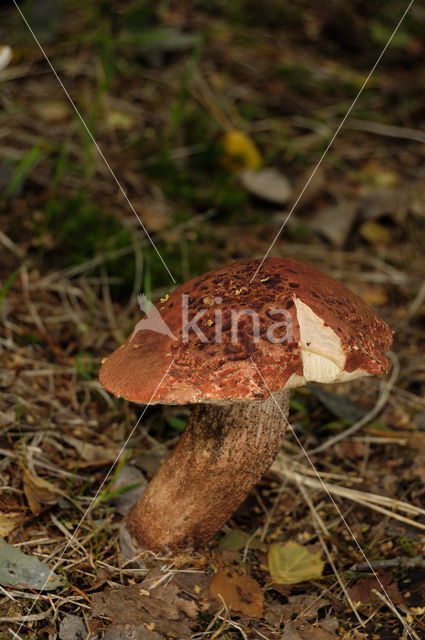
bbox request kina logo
[129,294,177,342]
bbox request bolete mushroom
[99,257,392,551]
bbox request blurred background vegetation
[2,0,425,308]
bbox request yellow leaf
[220,130,262,172]
[268,541,324,585]
[359,220,391,246]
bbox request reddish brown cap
[99,258,392,404]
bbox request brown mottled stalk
[126,390,290,551]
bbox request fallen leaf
[0,536,63,590]
[358,188,409,224]
[239,167,292,204]
[359,220,391,246]
[106,464,147,515]
[347,572,403,607]
[220,129,262,172]
[209,567,264,618]
[0,45,12,71]
[268,541,324,585]
[219,528,252,550]
[308,201,357,247]
[307,385,367,422]
[23,468,62,515]
[218,528,265,551]
[0,512,24,537]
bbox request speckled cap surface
[99,258,393,404]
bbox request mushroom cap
[99,257,392,404]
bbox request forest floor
[1,1,425,639]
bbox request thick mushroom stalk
[126,390,289,551]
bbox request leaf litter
[92,567,214,639]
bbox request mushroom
[99,257,392,551]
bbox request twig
[0,584,15,601]
[0,229,24,257]
[351,557,425,572]
[1,609,52,623]
[271,461,425,530]
[346,118,425,145]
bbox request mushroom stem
[126,390,290,551]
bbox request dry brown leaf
[23,469,62,515]
[0,512,24,537]
[347,572,403,607]
[209,567,264,618]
